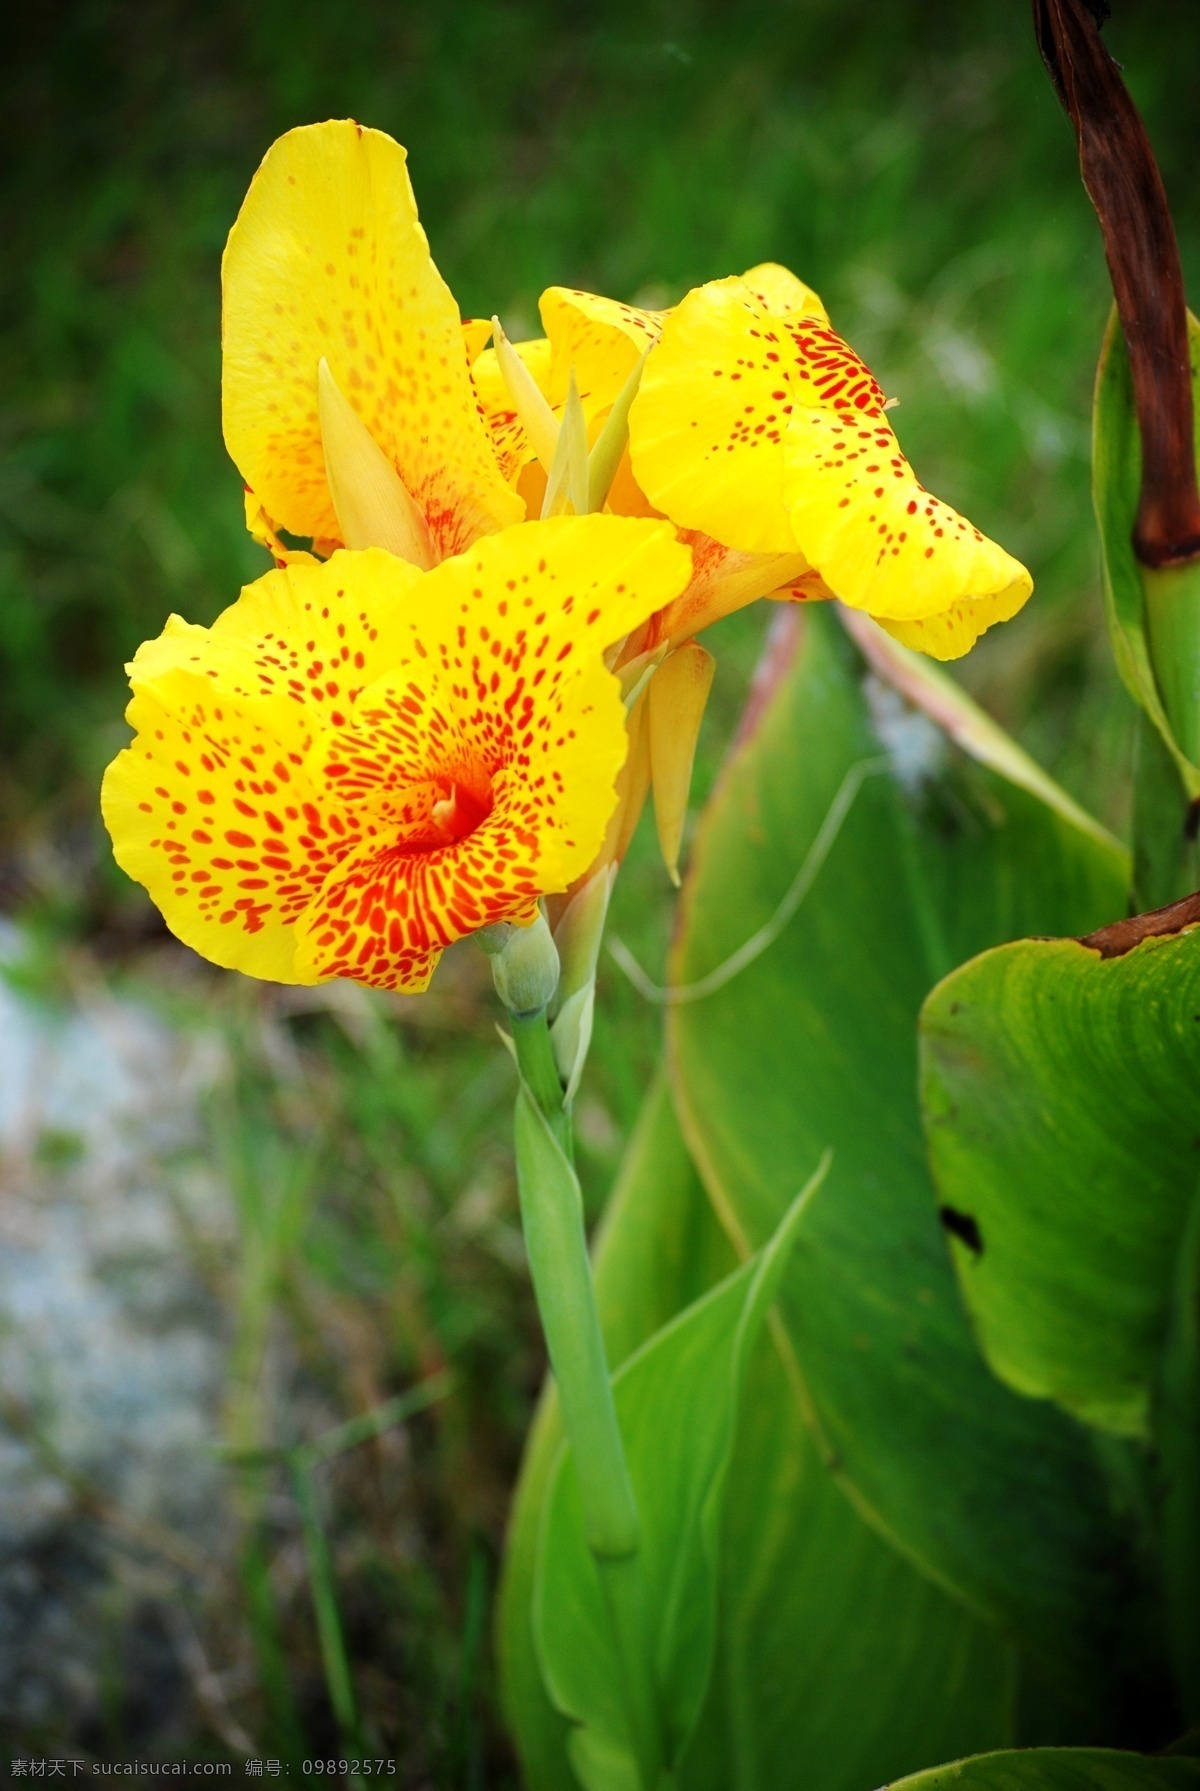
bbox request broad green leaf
[890,1749,1200,1791]
[669,605,1164,1733]
[1093,306,1200,799]
[502,1077,1016,1791]
[1159,1191,1200,1722]
[679,1328,1012,1790]
[920,918,1200,1439]
[533,1161,827,1789]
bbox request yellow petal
[317,358,433,566]
[780,406,1032,622]
[604,445,662,519]
[648,642,715,883]
[875,587,1031,661]
[101,670,337,985]
[462,317,494,363]
[129,548,425,708]
[103,550,430,982]
[740,262,828,323]
[244,487,295,565]
[630,269,1033,646]
[222,120,521,560]
[539,286,666,411]
[629,276,800,553]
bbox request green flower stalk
[485,914,664,1787]
[484,913,639,1558]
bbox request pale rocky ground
[0,934,245,1750]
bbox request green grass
[2,0,1199,1772]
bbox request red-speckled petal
[222,121,521,560]
[100,670,375,983]
[781,407,1032,624]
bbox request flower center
[429,777,493,847]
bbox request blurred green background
[1,0,1197,1776]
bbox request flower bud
[485,909,561,1017]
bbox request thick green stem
[1145,562,1200,771]
[511,1007,656,1781]
[1131,709,1200,911]
[599,1552,666,1789]
[1136,564,1200,908]
[511,1009,572,1156]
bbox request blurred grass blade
[455,1540,489,1791]
[301,1370,453,1467]
[240,1511,308,1759]
[290,1454,366,1756]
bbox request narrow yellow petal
[472,335,553,483]
[604,444,663,519]
[647,642,715,884]
[222,120,520,560]
[492,316,560,474]
[588,351,648,513]
[243,486,309,566]
[541,372,589,519]
[317,359,434,567]
[595,690,653,871]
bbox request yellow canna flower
[626,269,1032,660]
[222,119,523,566]
[101,518,691,993]
[218,123,815,896]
